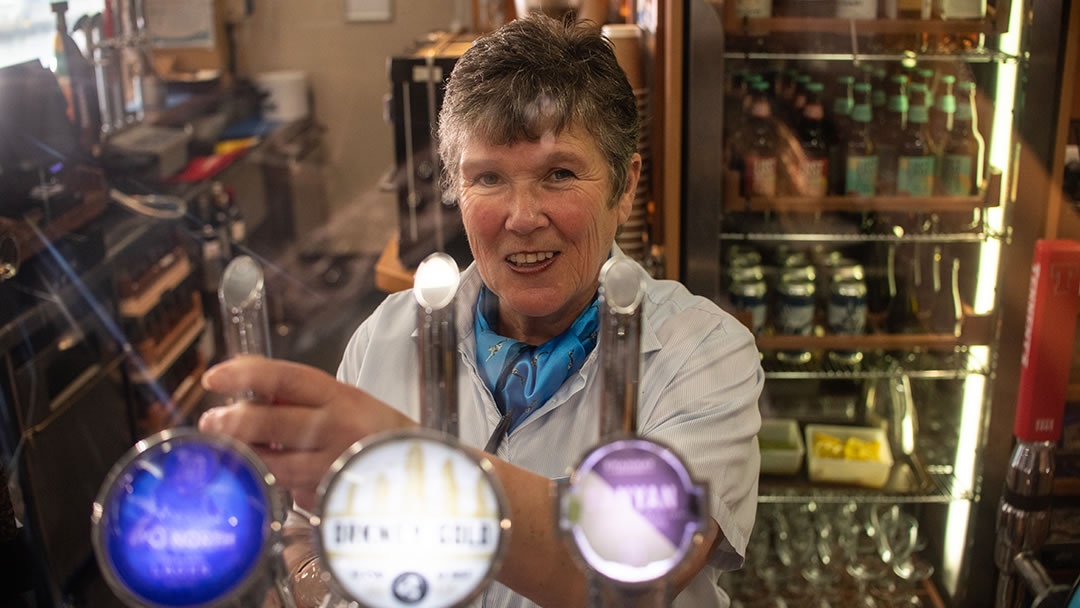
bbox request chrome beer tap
[414,251,461,436]
[994,240,1080,608]
[597,256,647,440]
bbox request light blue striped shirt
[337,251,763,607]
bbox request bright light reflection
[974,0,1022,316]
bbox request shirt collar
[409,243,661,355]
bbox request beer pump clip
[90,256,298,608]
[557,258,710,606]
[91,429,291,608]
[995,240,1080,608]
[312,252,511,608]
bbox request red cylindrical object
[1014,239,1080,442]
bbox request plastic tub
[759,418,805,475]
[805,424,894,488]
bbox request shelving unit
[763,350,987,379]
[724,16,997,35]
[723,169,1002,213]
[759,464,970,504]
[679,0,1032,601]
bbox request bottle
[872,68,888,112]
[885,244,918,333]
[897,83,935,197]
[51,2,101,149]
[837,0,877,18]
[738,80,780,197]
[916,68,935,107]
[790,74,812,127]
[929,75,956,153]
[875,75,909,195]
[843,85,878,196]
[736,0,774,17]
[829,76,856,194]
[798,82,830,197]
[724,70,750,146]
[941,81,985,196]
[50,3,75,123]
[898,0,931,18]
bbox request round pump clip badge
[315,430,511,608]
[559,438,708,584]
[91,429,282,608]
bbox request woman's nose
[504,188,549,234]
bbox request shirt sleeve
[337,305,380,386]
[638,309,763,572]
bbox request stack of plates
[617,87,652,263]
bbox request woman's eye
[550,168,576,181]
[475,173,500,186]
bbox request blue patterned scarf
[474,285,600,434]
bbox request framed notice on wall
[145,0,216,48]
[345,0,393,22]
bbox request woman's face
[458,126,640,343]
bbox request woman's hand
[198,355,417,511]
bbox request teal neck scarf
[474,285,600,434]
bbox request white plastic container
[254,71,310,122]
[759,418,805,475]
[805,424,894,488]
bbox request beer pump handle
[597,257,647,442]
[414,252,461,437]
[1014,240,1080,442]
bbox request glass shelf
[725,16,997,35]
[719,231,991,243]
[759,465,971,504]
[722,49,1023,63]
[763,350,987,379]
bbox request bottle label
[908,106,929,124]
[745,155,778,196]
[878,143,898,192]
[836,0,877,18]
[802,158,829,197]
[751,99,771,119]
[735,0,773,17]
[803,104,824,121]
[898,156,936,196]
[956,102,973,121]
[845,155,878,196]
[828,295,868,334]
[231,221,246,243]
[778,296,815,335]
[941,154,975,195]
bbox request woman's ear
[617,153,642,225]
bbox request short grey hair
[437,14,639,207]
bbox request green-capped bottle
[737,80,780,197]
[872,67,887,111]
[917,68,935,107]
[929,75,956,153]
[797,82,829,196]
[844,89,878,196]
[875,74,909,195]
[897,84,935,197]
[941,81,985,196]
[829,75,856,194]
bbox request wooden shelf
[758,332,967,350]
[131,305,205,382]
[118,252,192,318]
[723,15,996,36]
[375,237,415,294]
[724,168,1002,213]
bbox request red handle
[1015,240,1080,441]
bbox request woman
[200,15,762,607]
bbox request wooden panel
[662,0,683,280]
[1044,0,1080,239]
